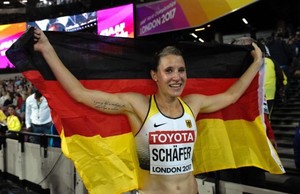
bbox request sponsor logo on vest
[149,131,195,174]
[149,130,195,144]
[154,122,166,128]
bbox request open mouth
[169,83,182,88]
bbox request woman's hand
[251,42,263,68]
[33,28,50,53]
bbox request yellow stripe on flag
[62,132,140,194]
[193,115,285,174]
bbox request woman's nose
[172,72,181,80]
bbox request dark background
[0,0,299,36]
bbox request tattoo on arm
[93,100,126,111]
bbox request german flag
[6,28,284,194]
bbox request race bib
[149,130,195,175]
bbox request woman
[33,28,263,194]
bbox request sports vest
[135,95,197,175]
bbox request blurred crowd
[0,75,33,125]
[0,75,60,147]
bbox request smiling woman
[21,26,265,194]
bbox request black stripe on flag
[6,27,254,80]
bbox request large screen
[136,0,256,36]
[0,22,26,69]
[97,3,134,38]
[0,4,133,71]
[27,11,97,32]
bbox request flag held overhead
[6,28,284,194]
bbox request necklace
[36,97,43,119]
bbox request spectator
[263,43,287,115]
[267,32,293,70]
[267,32,293,97]
[2,92,14,108]
[25,89,53,144]
[0,108,6,123]
[0,108,7,134]
[0,90,9,109]
[6,104,22,139]
[15,92,26,123]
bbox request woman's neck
[155,95,182,118]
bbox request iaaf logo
[149,130,195,144]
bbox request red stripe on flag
[184,77,259,121]
[23,71,259,138]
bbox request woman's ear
[150,70,158,82]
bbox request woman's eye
[179,68,186,72]
[165,68,173,73]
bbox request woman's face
[151,54,187,97]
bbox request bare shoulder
[182,94,205,104]
[120,92,150,111]
[182,94,206,116]
[120,92,151,124]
